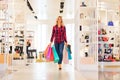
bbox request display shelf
[79,20,96,26]
[0,0,14,71]
[0,22,14,54]
[75,0,98,71]
[98,0,120,67]
[13,24,25,58]
[26,30,34,48]
[99,62,120,66]
[79,0,97,7]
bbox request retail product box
[7,54,12,66]
[0,54,4,63]
[0,54,12,65]
[13,53,20,59]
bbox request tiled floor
[1,59,120,80]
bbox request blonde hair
[56,16,64,26]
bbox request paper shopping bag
[43,45,50,58]
[67,47,72,60]
[63,47,69,64]
[46,46,51,60]
[49,47,54,61]
[52,45,59,63]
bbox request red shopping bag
[49,47,54,61]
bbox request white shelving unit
[75,0,98,71]
[12,0,28,60]
[98,0,120,68]
[75,0,120,71]
[0,0,14,71]
[26,30,34,49]
[0,0,28,70]
[13,23,25,58]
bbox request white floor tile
[1,60,120,80]
[1,62,87,80]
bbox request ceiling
[0,0,119,23]
[28,0,74,20]
[0,0,74,23]
[98,0,120,10]
[0,0,8,10]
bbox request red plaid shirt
[50,25,67,43]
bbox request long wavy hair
[56,16,64,26]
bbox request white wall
[66,24,75,65]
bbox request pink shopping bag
[63,47,69,64]
[46,46,51,60]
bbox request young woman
[50,16,67,70]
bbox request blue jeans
[55,41,64,64]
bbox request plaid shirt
[50,25,67,43]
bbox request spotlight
[60,10,63,13]
[60,2,64,9]
[34,16,37,19]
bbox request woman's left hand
[65,42,67,46]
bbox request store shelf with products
[0,1,14,71]
[98,0,120,66]
[75,0,98,71]
[26,30,34,50]
[13,24,25,59]
[0,23,14,69]
[79,0,97,7]
[26,30,34,47]
[0,22,14,54]
[26,30,37,58]
[75,0,120,71]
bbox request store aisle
[1,62,98,80]
[2,61,120,80]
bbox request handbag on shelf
[104,44,109,48]
[102,37,109,42]
[80,2,87,7]
[98,29,101,35]
[85,35,89,39]
[108,21,114,26]
[101,28,107,35]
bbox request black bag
[80,2,87,7]
[14,46,20,53]
[67,44,72,54]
